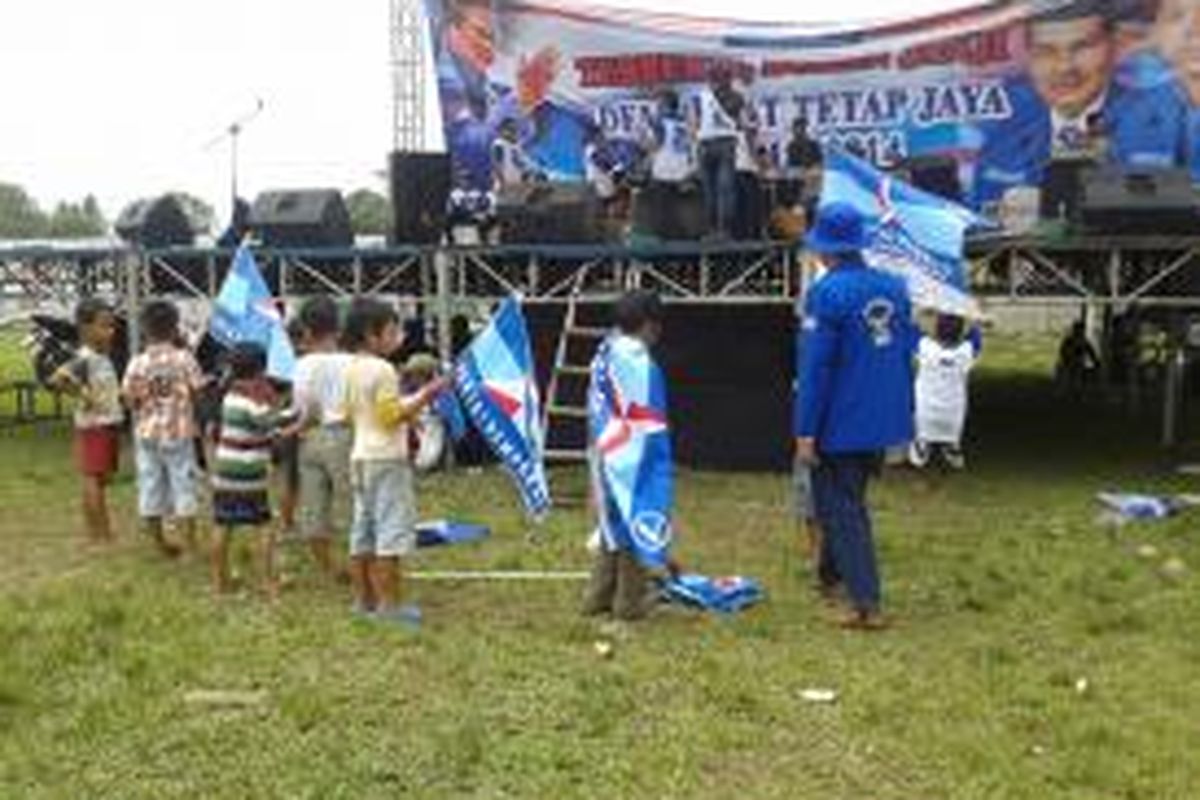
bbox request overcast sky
[0,0,973,225]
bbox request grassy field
[0,328,65,422]
[3,335,1200,798]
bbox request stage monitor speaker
[631,183,706,241]
[115,195,194,248]
[1040,155,1097,222]
[390,152,450,244]
[496,182,603,244]
[250,189,352,248]
[902,156,963,203]
[1079,167,1200,234]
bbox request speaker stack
[390,152,451,245]
[249,189,353,248]
[115,195,194,248]
[1079,167,1200,235]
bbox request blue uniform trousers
[813,452,882,612]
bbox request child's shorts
[134,437,199,518]
[213,490,272,528]
[298,425,352,539]
[272,435,300,494]
[350,459,416,558]
[75,426,120,478]
[793,457,813,521]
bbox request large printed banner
[427,0,1200,210]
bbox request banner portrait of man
[972,0,1184,206]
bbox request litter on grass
[1095,492,1200,521]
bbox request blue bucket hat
[805,202,870,254]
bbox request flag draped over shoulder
[818,149,985,318]
[209,245,297,381]
[453,297,550,517]
[588,333,673,569]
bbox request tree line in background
[0,183,106,239]
[0,181,393,241]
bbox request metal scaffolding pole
[390,0,427,152]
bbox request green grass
[0,329,67,422]
[3,334,1200,797]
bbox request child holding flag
[910,314,982,471]
[582,290,677,621]
[210,342,298,598]
[342,299,448,626]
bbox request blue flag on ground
[453,297,550,517]
[209,245,297,381]
[818,149,986,318]
[588,333,674,569]
[661,574,764,614]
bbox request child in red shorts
[51,298,124,544]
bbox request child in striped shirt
[210,342,297,598]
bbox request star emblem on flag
[596,373,667,457]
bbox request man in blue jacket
[795,203,918,630]
[973,1,1185,207]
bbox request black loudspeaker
[902,156,963,203]
[115,195,194,248]
[632,183,706,241]
[249,189,353,248]
[1080,167,1200,234]
[390,152,450,244]
[496,182,603,244]
[1040,155,1096,222]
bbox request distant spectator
[1056,320,1100,396]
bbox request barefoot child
[909,314,981,471]
[210,342,297,598]
[51,299,123,545]
[121,301,207,558]
[291,297,354,580]
[342,299,448,625]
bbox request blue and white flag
[819,149,986,318]
[209,245,296,381]
[588,333,674,569]
[661,574,764,614]
[433,389,467,443]
[453,297,550,517]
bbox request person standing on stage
[733,97,764,240]
[693,63,744,239]
[641,89,695,239]
[794,202,918,630]
[785,115,823,209]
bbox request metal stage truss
[968,234,1200,310]
[4,237,1200,445]
[5,236,1200,313]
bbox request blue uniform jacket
[973,71,1187,206]
[794,258,918,453]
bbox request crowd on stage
[442,0,1200,245]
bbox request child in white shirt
[910,314,981,471]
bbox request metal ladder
[542,275,606,463]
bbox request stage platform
[4,234,1200,314]
[2,235,1198,453]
